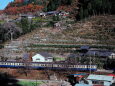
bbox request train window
[33,64,36,66]
[84,65,85,68]
[32,63,34,66]
[19,63,21,65]
[48,64,50,67]
[43,64,45,66]
[46,64,48,67]
[60,64,62,67]
[63,65,66,68]
[93,65,95,68]
[22,63,24,65]
[41,64,44,66]
[38,64,40,66]
[82,65,83,68]
[79,65,83,68]
[88,65,90,68]
[71,65,73,68]
[11,63,13,65]
[73,65,76,68]
[39,64,42,67]
[91,66,93,68]
[84,65,86,68]
[53,64,57,67]
[7,63,9,65]
[94,65,97,68]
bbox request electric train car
[0,61,97,71]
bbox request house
[40,12,46,17]
[86,50,115,59]
[32,52,53,62]
[67,53,84,63]
[86,74,115,86]
[59,11,69,18]
[20,14,35,20]
[75,74,115,86]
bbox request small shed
[32,52,53,62]
[80,46,90,53]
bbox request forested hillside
[3,0,115,18]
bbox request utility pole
[89,56,91,74]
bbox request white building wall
[32,54,45,62]
[32,54,53,62]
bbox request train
[0,61,97,71]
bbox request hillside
[4,15,115,46]
[0,15,114,61]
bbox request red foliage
[4,4,44,15]
[0,10,3,14]
[57,6,73,12]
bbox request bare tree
[1,22,22,41]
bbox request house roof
[80,46,90,50]
[32,54,44,59]
[46,11,59,15]
[39,52,52,58]
[87,74,113,82]
[23,53,29,59]
[86,50,114,57]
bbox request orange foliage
[4,4,44,15]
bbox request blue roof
[87,74,113,81]
[46,11,59,15]
[70,73,86,76]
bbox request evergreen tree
[76,0,113,20]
